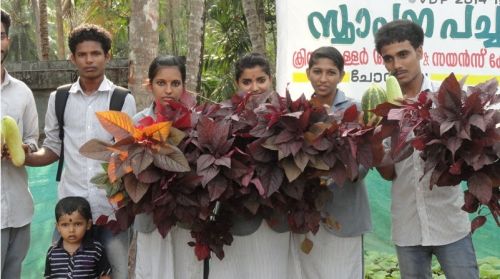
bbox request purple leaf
[153,145,190,172]
[387,109,404,121]
[214,156,231,168]
[199,165,220,186]
[446,137,463,158]
[129,147,154,176]
[440,120,456,135]
[462,190,480,213]
[197,154,216,171]
[260,167,284,197]
[247,138,275,162]
[469,114,486,132]
[281,158,301,182]
[293,150,309,172]
[79,139,113,161]
[468,172,493,203]
[251,178,265,196]
[470,215,487,234]
[124,174,150,203]
[331,162,347,186]
[207,176,228,201]
[274,130,296,144]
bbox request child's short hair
[55,196,93,222]
[308,46,344,73]
[374,20,424,54]
[68,23,112,55]
[234,53,272,81]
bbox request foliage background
[1,0,276,102]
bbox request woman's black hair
[55,196,92,222]
[308,46,344,73]
[234,53,271,81]
[148,55,186,84]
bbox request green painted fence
[20,164,499,278]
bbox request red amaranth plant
[373,73,500,231]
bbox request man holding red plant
[375,19,479,279]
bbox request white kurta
[208,222,291,279]
[290,226,363,279]
[135,227,203,279]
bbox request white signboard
[276,0,500,100]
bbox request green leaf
[90,172,110,186]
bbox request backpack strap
[54,85,130,182]
[109,86,130,111]
[55,84,72,182]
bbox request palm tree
[30,0,43,60]
[39,0,49,60]
[128,0,160,110]
[186,0,207,93]
[55,0,66,59]
[241,0,266,54]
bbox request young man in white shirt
[1,9,39,278]
[25,24,136,279]
[375,20,479,279]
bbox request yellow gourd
[386,75,404,104]
[1,116,25,167]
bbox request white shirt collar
[68,76,113,94]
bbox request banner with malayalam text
[276,0,500,100]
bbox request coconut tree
[186,0,207,93]
[54,0,66,59]
[30,0,43,60]
[128,0,160,110]
[39,0,49,60]
[241,0,266,54]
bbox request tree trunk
[55,0,66,59]
[128,0,160,111]
[186,0,206,93]
[39,0,49,60]
[31,0,43,60]
[242,0,266,54]
[165,0,178,55]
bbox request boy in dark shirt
[45,197,111,279]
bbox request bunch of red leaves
[82,90,383,260]
[372,73,500,231]
[226,91,381,236]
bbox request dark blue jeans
[396,234,479,279]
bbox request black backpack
[54,84,130,181]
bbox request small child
[44,197,111,279]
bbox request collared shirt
[44,237,111,278]
[1,70,39,229]
[390,75,470,246]
[321,90,372,237]
[42,77,136,222]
